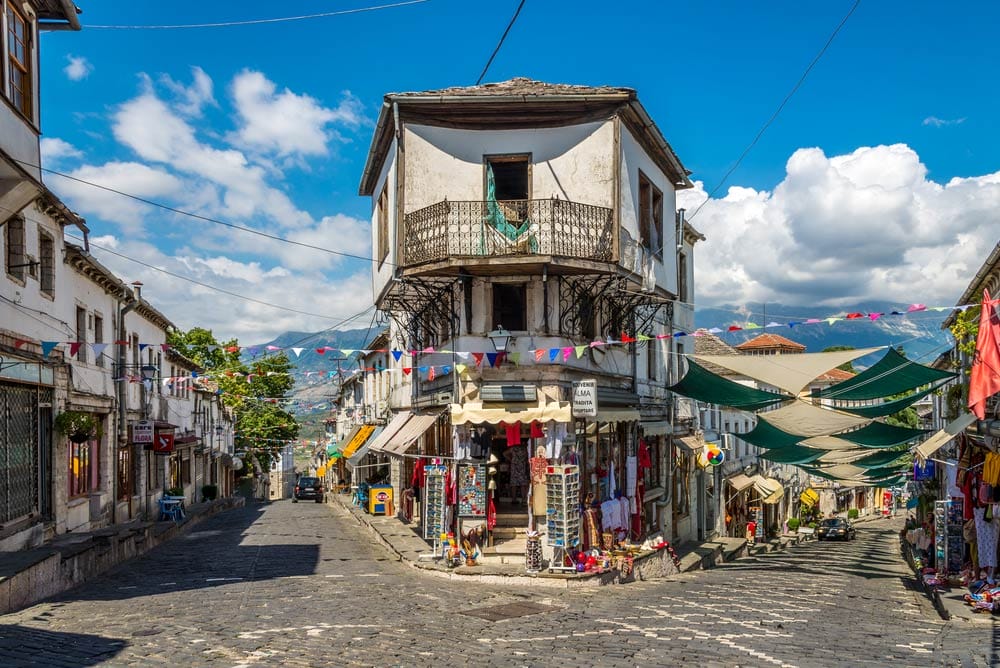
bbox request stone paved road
[0,500,997,667]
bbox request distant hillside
[695,301,955,366]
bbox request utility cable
[84,0,429,30]
[689,0,861,222]
[476,0,526,85]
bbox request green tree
[822,345,857,372]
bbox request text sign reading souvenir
[132,420,154,444]
[458,464,486,517]
[572,379,598,418]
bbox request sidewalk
[328,492,822,586]
[0,496,244,615]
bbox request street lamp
[487,326,513,353]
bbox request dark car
[293,477,325,503]
[816,518,856,541]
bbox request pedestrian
[746,519,757,546]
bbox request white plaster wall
[619,126,679,296]
[402,121,615,213]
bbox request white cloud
[679,143,1000,308]
[923,116,966,127]
[40,137,83,163]
[64,55,92,81]
[160,66,217,117]
[228,70,363,158]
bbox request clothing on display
[975,506,999,569]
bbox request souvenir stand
[546,464,581,573]
[423,464,448,555]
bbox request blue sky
[36,1,1000,343]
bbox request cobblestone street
[0,500,996,667]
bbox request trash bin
[368,485,393,515]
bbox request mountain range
[248,301,957,417]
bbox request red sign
[152,432,175,453]
[375,490,389,503]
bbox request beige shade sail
[693,347,884,395]
[815,464,866,479]
[450,401,572,425]
[368,412,413,453]
[801,435,868,451]
[914,412,977,460]
[816,449,870,464]
[761,400,870,437]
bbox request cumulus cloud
[64,55,91,81]
[160,66,217,117]
[923,116,966,127]
[679,143,1000,308]
[40,137,82,163]
[228,70,364,158]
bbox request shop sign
[152,432,175,454]
[132,420,154,444]
[572,379,598,418]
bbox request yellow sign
[800,488,819,506]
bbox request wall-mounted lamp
[487,326,513,354]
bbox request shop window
[39,230,55,296]
[492,283,527,332]
[68,440,96,498]
[6,2,33,119]
[637,171,663,260]
[5,216,26,281]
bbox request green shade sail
[736,419,803,450]
[851,448,910,469]
[758,445,826,465]
[817,348,956,401]
[860,464,910,480]
[836,381,950,418]
[841,421,928,447]
[669,359,789,411]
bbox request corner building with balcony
[359,78,706,556]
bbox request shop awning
[450,401,572,425]
[383,412,442,456]
[368,413,413,453]
[594,409,641,422]
[668,359,788,411]
[347,427,382,469]
[817,347,957,401]
[341,425,376,460]
[752,475,784,504]
[640,420,670,435]
[915,413,977,460]
[674,435,704,452]
[694,347,883,396]
[727,473,755,492]
[174,435,200,446]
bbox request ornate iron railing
[403,199,615,266]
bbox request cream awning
[693,347,883,395]
[368,413,413,454]
[675,435,704,452]
[383,413,442,456]
[450,401,572,425]
[727,473,755,492]
[752,475,784,504]
[761,400,870,437]
[915,413,977,460]
[640,420,670,435]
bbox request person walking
[746,519,757,546]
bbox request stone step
[482,538,527,555]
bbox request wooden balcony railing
[402,199,615,267]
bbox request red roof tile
[734,333,807,352]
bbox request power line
[475,0,527,85]
[688,0,861,222]
[24,160,383,265]
[84,0,430,30]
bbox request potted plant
[201,484,218,501]
[54,410,100,443]
[165,486,185,498]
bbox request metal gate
[0,381,49,524]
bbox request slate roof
[692,330,742,376]
[389,77,634,99]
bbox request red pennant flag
[225,345,240,353]
[728,326,742,332]
[402,367,412,376]
[471,352,484,367]
[69,342,82,356]
[621,333,636,343]
[969,289,1000,419]
[845,312,864,319]
[14,339,27,348]
[315,348,326,354]
[428,366,436,381]
[534,349,544,362]
[114,339,129,345]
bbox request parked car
[293,476,325,503]
[816,517,856,541]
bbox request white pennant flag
[291,347,304,357]
[90,342,109,358]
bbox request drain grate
[462,601,561,622]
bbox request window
[147,452,165,491]
[5,217,26,280]
[117,445,132,499]
[377,184,389,268]
[641,436,661,491]
[673,445,690,517]
[485,155,530,201]
[492,283,527,331]
[637,171,663,259]
[68,439,96,498]
[647,340,658,381]
[678,252,688,303]
[75,307,87,363]
[93,314,104,367]
[39,231,55,296]
[6,2,32,118]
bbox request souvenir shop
[908,430,1000,613]
[396,403,678,575]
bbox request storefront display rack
[423,465,448,547]
[546,464,580,573]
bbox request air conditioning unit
[435,392,453,404]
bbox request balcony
[402,198,614,269]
